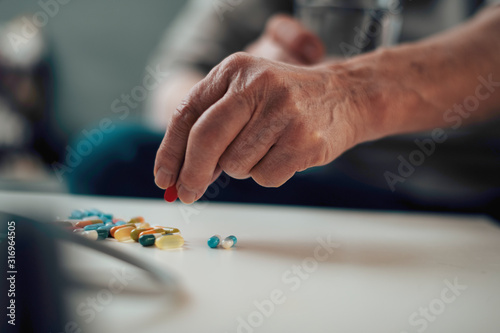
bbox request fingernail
[155,167,172,189]
[177,185,197,204]
[303,42,319,62]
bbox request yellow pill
[138,222,151,229]
[155,234,184,250]
[114,226,135,242]
[128,216,145,223]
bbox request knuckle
[284,123,327,168]
[285,120,316,151]
[245,67,281,98]
[171,100,195,132]
[259,67,278,82]
[219,153,249,179]
[189,121,217,150]
[179,173,204,192]
[224,52,252,69]
[251,154,296,188]
[230,93,251,110]
[251,170,284,188]
[179,166,210,191]
[157,141,182,164]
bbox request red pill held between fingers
[164,186,178,203]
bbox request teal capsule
[97,224,114,237]
[207,235,221,248]
[81,229,108,240]
[70,209,85,219]
[221,235,237,249]
[83,223,104,231]
[139,233,162,247]
[114,221,126,226]
[96,229,108,240]
[227,235,237,246]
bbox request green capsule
[130,228,152,242]
[163,227,180,234]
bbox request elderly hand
[245,14,325,65]
[154,52,379,203]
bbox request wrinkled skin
[154,52,374,203]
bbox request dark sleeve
[148,0,292,75]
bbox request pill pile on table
[163,188,238,250]
[53,209,184,250]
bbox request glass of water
[295,0,403,58]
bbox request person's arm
[154,5,500,204]
[357,3,500,139]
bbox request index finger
[176,92,253,203]
[154,66,229,189]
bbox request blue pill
[70,209,85,219]
[114,221,126,226]
[87,209,101,217]
[101,213,113,220]
[207,235,221,248]
[83,223,104,231]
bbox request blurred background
[0,0,185,192]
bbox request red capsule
[164,186,178,203]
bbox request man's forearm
[327,4,500,142]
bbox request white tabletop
[1,190,499,333]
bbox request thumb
[265,14,325,64]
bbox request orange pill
[111,223,145,237]
[114,226,135,242]
[75,219,103,228]
[110,224,131,237]
[138,227,164,238]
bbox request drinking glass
[295,0,403,58]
